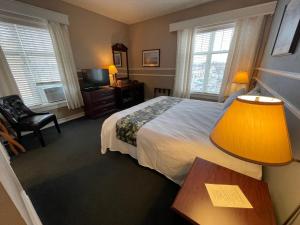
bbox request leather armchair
[0,95,61,147]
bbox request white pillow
[223,88,246,110]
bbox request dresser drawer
[93,102,115,112]
[90,89,114,99]
[92,95,115,105]
[81,87,116,118]
[92,104,116,116]
[89,107,117,118]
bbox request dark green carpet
[11,117,189,225]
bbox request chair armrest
[32,112,51,116]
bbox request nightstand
[172,158,277,225]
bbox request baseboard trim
[23,112,85,135]
[256,78,300,120]
[56,112,85,124]
[257,67,300,81]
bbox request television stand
[81,86,117,118]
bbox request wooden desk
[172,158,277,225]
[114,82,144,109]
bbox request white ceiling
[61,0,215,24]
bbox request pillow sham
[223,88,246,110]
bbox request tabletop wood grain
[172,158,277,225]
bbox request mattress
[101,96,262,184]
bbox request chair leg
[35,130,45,147]
[53,117,61,134]
[16,130,22,140]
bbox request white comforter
[101,97,262,184]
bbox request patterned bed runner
[116,97,182,146]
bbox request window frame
[30,101,67,112]
[190,23,236,99]
[0,19,66,109]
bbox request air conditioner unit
[44,87,66,103]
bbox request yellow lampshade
[233,71,249,84]
[210,95,292,165]
[108,65,118,74]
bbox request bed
[101,96,262,185]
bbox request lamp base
[230,83,248,94]
[109,73,116,86]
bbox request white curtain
[218,15,264,102]
[173,29,194,98]
[48,21,83,109]
[0,47,20,97]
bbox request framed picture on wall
[113,52,122,67]
[142,49,160,67]
[272,0,300,56]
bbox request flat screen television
[81,69,110,90]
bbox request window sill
[30,101,67,112]
[191,92,218,102]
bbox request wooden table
[172,158,277,225]
[0,119,25,155]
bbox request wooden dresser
[81,87,117,118]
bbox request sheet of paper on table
[205,183,253,208]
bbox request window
[191,26,235,95]
[0,21,65,107]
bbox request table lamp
[233,71,249,84]
[210,95,300,225]
[231,71,249,93]
[108,65,118,86]
[210,95,292,165]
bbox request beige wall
[18,0,129,69]
[256,0,300,223]
[47,106,83,120]
[16,0,130,117]
[15,0,274,108]
[128,0,274,99]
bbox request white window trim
[191,92,218,101]
[30,100,67,112]
[169,1,276,32]
[1,20,65,108]
[190,25,235,95]
[0,0,69,25]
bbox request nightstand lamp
[231,71,249,93]
[108,65,118,87]
[210,95,299,225]
[210,95,292,165]
[233,71,249,84]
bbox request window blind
[0,20,62,106]
[191,26,235,95]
